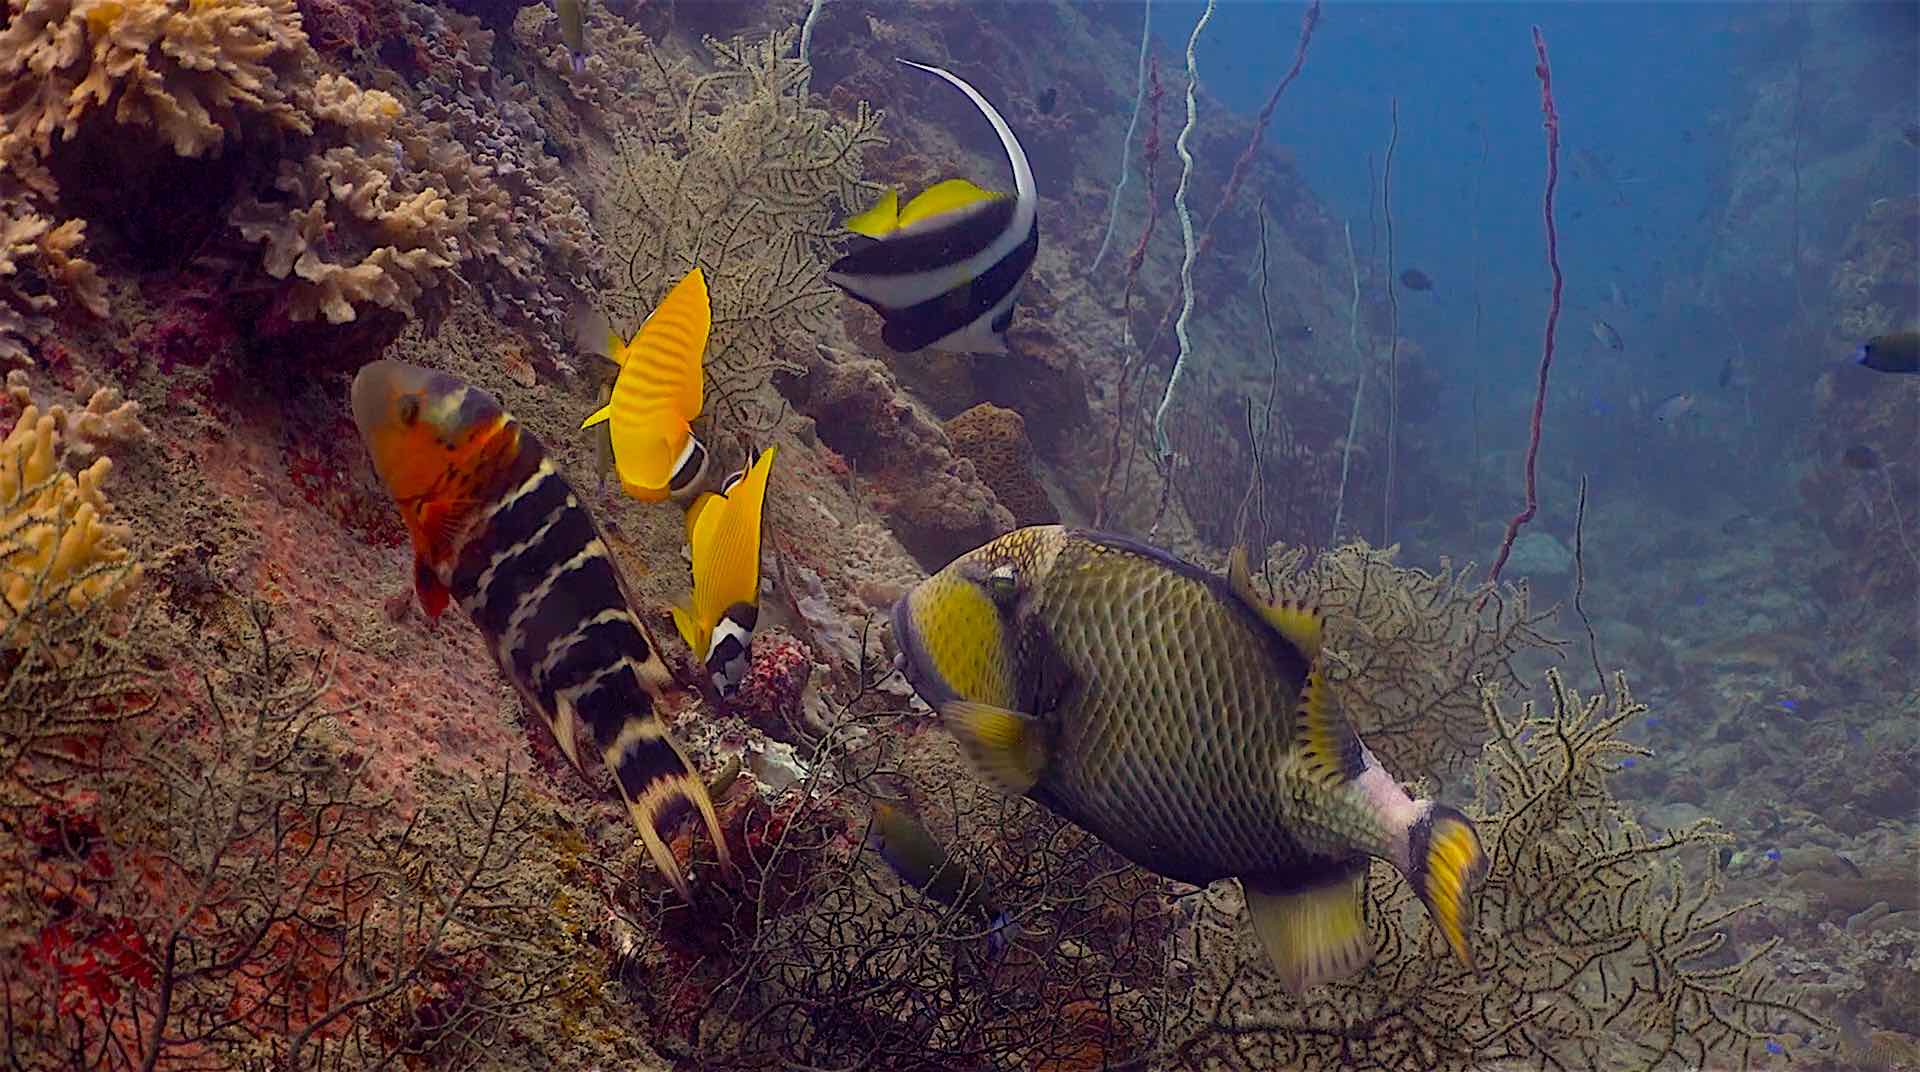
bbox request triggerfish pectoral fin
[590,267,712,501]
[940,700,1047,795]
[1242,862,1373,994]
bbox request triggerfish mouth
[351,360,728,900]
[891,525,1487,993]
[825,59,1039,356]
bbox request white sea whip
[1150,0,1214,460]
[1090,0,1153,276]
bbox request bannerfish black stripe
[425,392,729,901]
[876,217,1039,354]
[828,197,1018,280]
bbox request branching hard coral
[0,204,108,366]
[0,396,140,649]
[0,602,579,1070]
[1263,539,1559,786]
[1156,669,1821,1072]
[597,27,884,426]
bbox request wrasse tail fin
[603,720,731,901]
[1242,861,1373,994]
[1406,802,1486,973]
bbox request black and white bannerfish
[825,59,1040,355]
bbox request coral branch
[1484,26,1562,590]
[1093,56,1164,530]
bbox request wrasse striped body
[351,360,728,899]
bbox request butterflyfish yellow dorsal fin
[896,178,1004,232]
[846,189,900,238]
[599,268,710,496]
[671,601,707,658]
[1227,544,1323,661]
[685,446,777,654]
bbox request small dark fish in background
[1399,268,1433,292]
[1036,87,1057,115]
[1653,392,1695,425]
[1286,322,1315,341]
[1855,332,1920,374]
[1841,444,1881,470]
[1591,317,1624,352]
[1717,354,1751,389]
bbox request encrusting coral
[0,387,141,645]
[944,403,1060,528]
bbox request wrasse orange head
[352,361,519,616]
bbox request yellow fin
[685,447,776,647]
[1410,803,1486,974]
[940,700,1046,795]
[671,602,707,658]
[604,268,709,493]
[846,188,900,237]
[1228,544,1323,660]
[580,403,612,429]
[897,178,1004,231]
[1292,669,1364,787]
[1242,863,1374,994]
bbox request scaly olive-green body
[896,526,1390,889]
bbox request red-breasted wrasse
[580,268,712,503]
[351,360,728,900]
[825,60,1038,356]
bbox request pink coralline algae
[730,629,811,729]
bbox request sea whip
[1484,26,1561,593]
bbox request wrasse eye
[398,395,422,426]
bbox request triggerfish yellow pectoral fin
[940,700,1047,795]
[895,178,1006,233]
[682,446,777,695]
[591,267,713,501]
[1242,862,1374,994]
[847,188,901,238]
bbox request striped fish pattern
[351,360,728,900]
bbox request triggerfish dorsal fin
[1227,544,1324,661]
[1292,669,1366,789]
[896,178,1006,234]
[581,268,711,501]
[1242,861,1374,993]
[847,188,900,238]
[941,700,1048,795]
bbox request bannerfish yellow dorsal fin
[847,188,900,238]
[897,178,1005,233]
[1227,544,1324,661]
[685,446,777,653]
[596,268,710,495]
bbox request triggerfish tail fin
[602,720,731,902]
[1242,861,1373,993]
[1404,802,1487,973]
[940,700,1047,795]
[351,360,728,901]
[593,268,713,501]
[847,188,900,238]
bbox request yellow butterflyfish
[672,446,777,697]
[580,267,711,502]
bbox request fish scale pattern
[1033,536,1331,886]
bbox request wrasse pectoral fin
[413,556,450,621]
[940,700,1046,795]
[1242,861,1373,994]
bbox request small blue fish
[1766,1040,1784,1055]
[1764,848,1781,862]
[1621,757,1637,769]
[1776,699,1797,713]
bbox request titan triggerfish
[890,525,1486,992]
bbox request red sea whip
[1483,26,1562,594]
